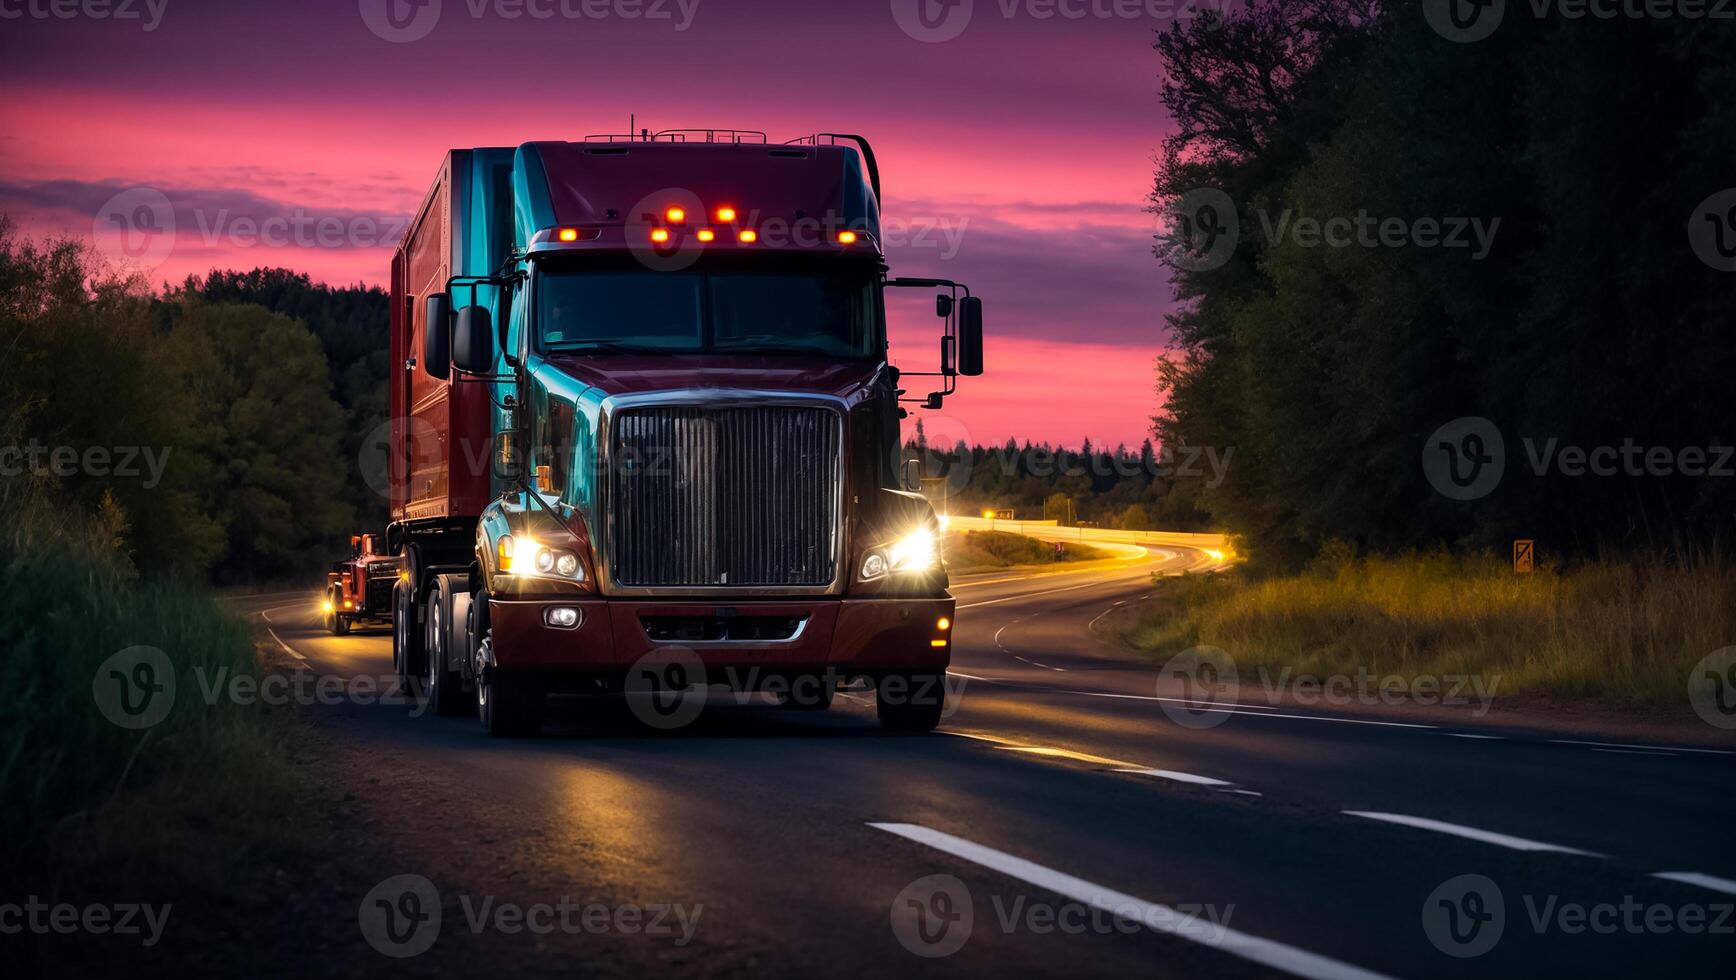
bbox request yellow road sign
[1513,539,1535,575]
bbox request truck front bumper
[487,597,955,677]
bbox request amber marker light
[837,230,858,245]
[738,229,758,243]
[650,228,671,244]
[696,229,716,242]
[665,207,686,224]
[716,206,738,222]
[557,227,580,242]
[937,617,951,631]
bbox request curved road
[232,541,1734,978]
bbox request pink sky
[0,0,1183,446]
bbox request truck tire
[876,673,946,732]
[475,629,544,737]
[423,575,471,717]
[326,589,350,636]
[391,581,423,690]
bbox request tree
[1150,1,1736,566]
[1118,503,1151,531]
[0,222,222,575]
[165,300,352,582]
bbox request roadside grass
[0,497,329,969]
[945,530,1111,574]
[1116,550,1736,703]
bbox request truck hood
[542,353,887,407]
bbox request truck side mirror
[958,297,984,377]
[454,306,495,374]
[424,293,452,379]
[349,534,362,556]
[901,458,923,492]
[940,335,956,376]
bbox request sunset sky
[0,0,1184,448]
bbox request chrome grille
[609,404,841,588]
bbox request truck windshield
[536,260,881,358]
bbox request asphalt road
[231,541,1735,979]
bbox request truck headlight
[499,535,585,581]
[859,527,940,582]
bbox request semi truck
[387,129,984,736]
[323,533,398,635]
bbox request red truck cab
[386,130,984,736]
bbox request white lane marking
[1085,593,1154,636]
[1066,690,1283,711]
[1651,872,1736,896]
[265,627,309,664]
[1168,706,1437,729]
[939,676,1437,729]
[1549,739,1734,757]
[1223,789,1264,797]
[1343,811,1603,857]
[1592,748,1680,757]
[869,823,1397,980]
[957,579,1134,610]
[1114,768,1235,787]
[1013,656,1065,672]
[1443,733,1503,740]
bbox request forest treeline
[1152,0,1736,568]
[0,222,388,582]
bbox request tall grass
[945,530,1111,573]
[1121,551,1736,702]
[0,494,307,894]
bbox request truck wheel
[391,582,423,689]
[876,673,946,732]
[423,575,471,718]
[777,674,836,711]
[475,630,544,738]
[326,590,350,636]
